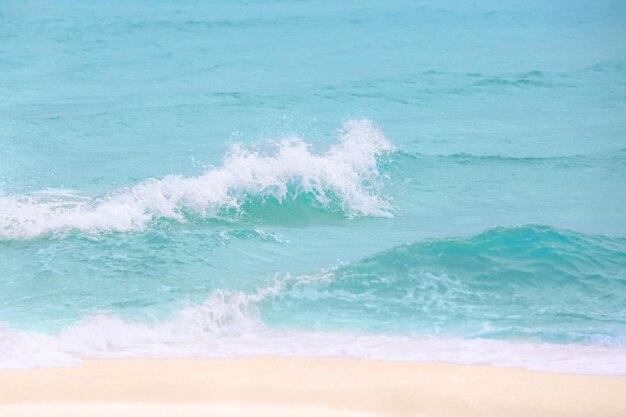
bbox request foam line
[1,279,625,375]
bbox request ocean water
[1,0,626,374]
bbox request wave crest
[270,225,626,344]
[0,119,393,239]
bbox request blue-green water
[1,0,626,373]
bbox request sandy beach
[1,357,625,417]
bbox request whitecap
[0,119,394,239]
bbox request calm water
[1,0,626,374]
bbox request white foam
[0,284,279,370]
[1,284,625,375]
[0,119,394,239]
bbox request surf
[0,119,394,239]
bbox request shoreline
[1,357,625,417]
[4,328,625,376]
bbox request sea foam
[1,280,625,375]
[0,119,393,239]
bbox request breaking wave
[1,279,625,375]
[0,119,393,239]
[1,225,625,375]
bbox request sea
[1,0,625,375]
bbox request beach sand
[1,357,625,417]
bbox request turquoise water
[1,0,626,373]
